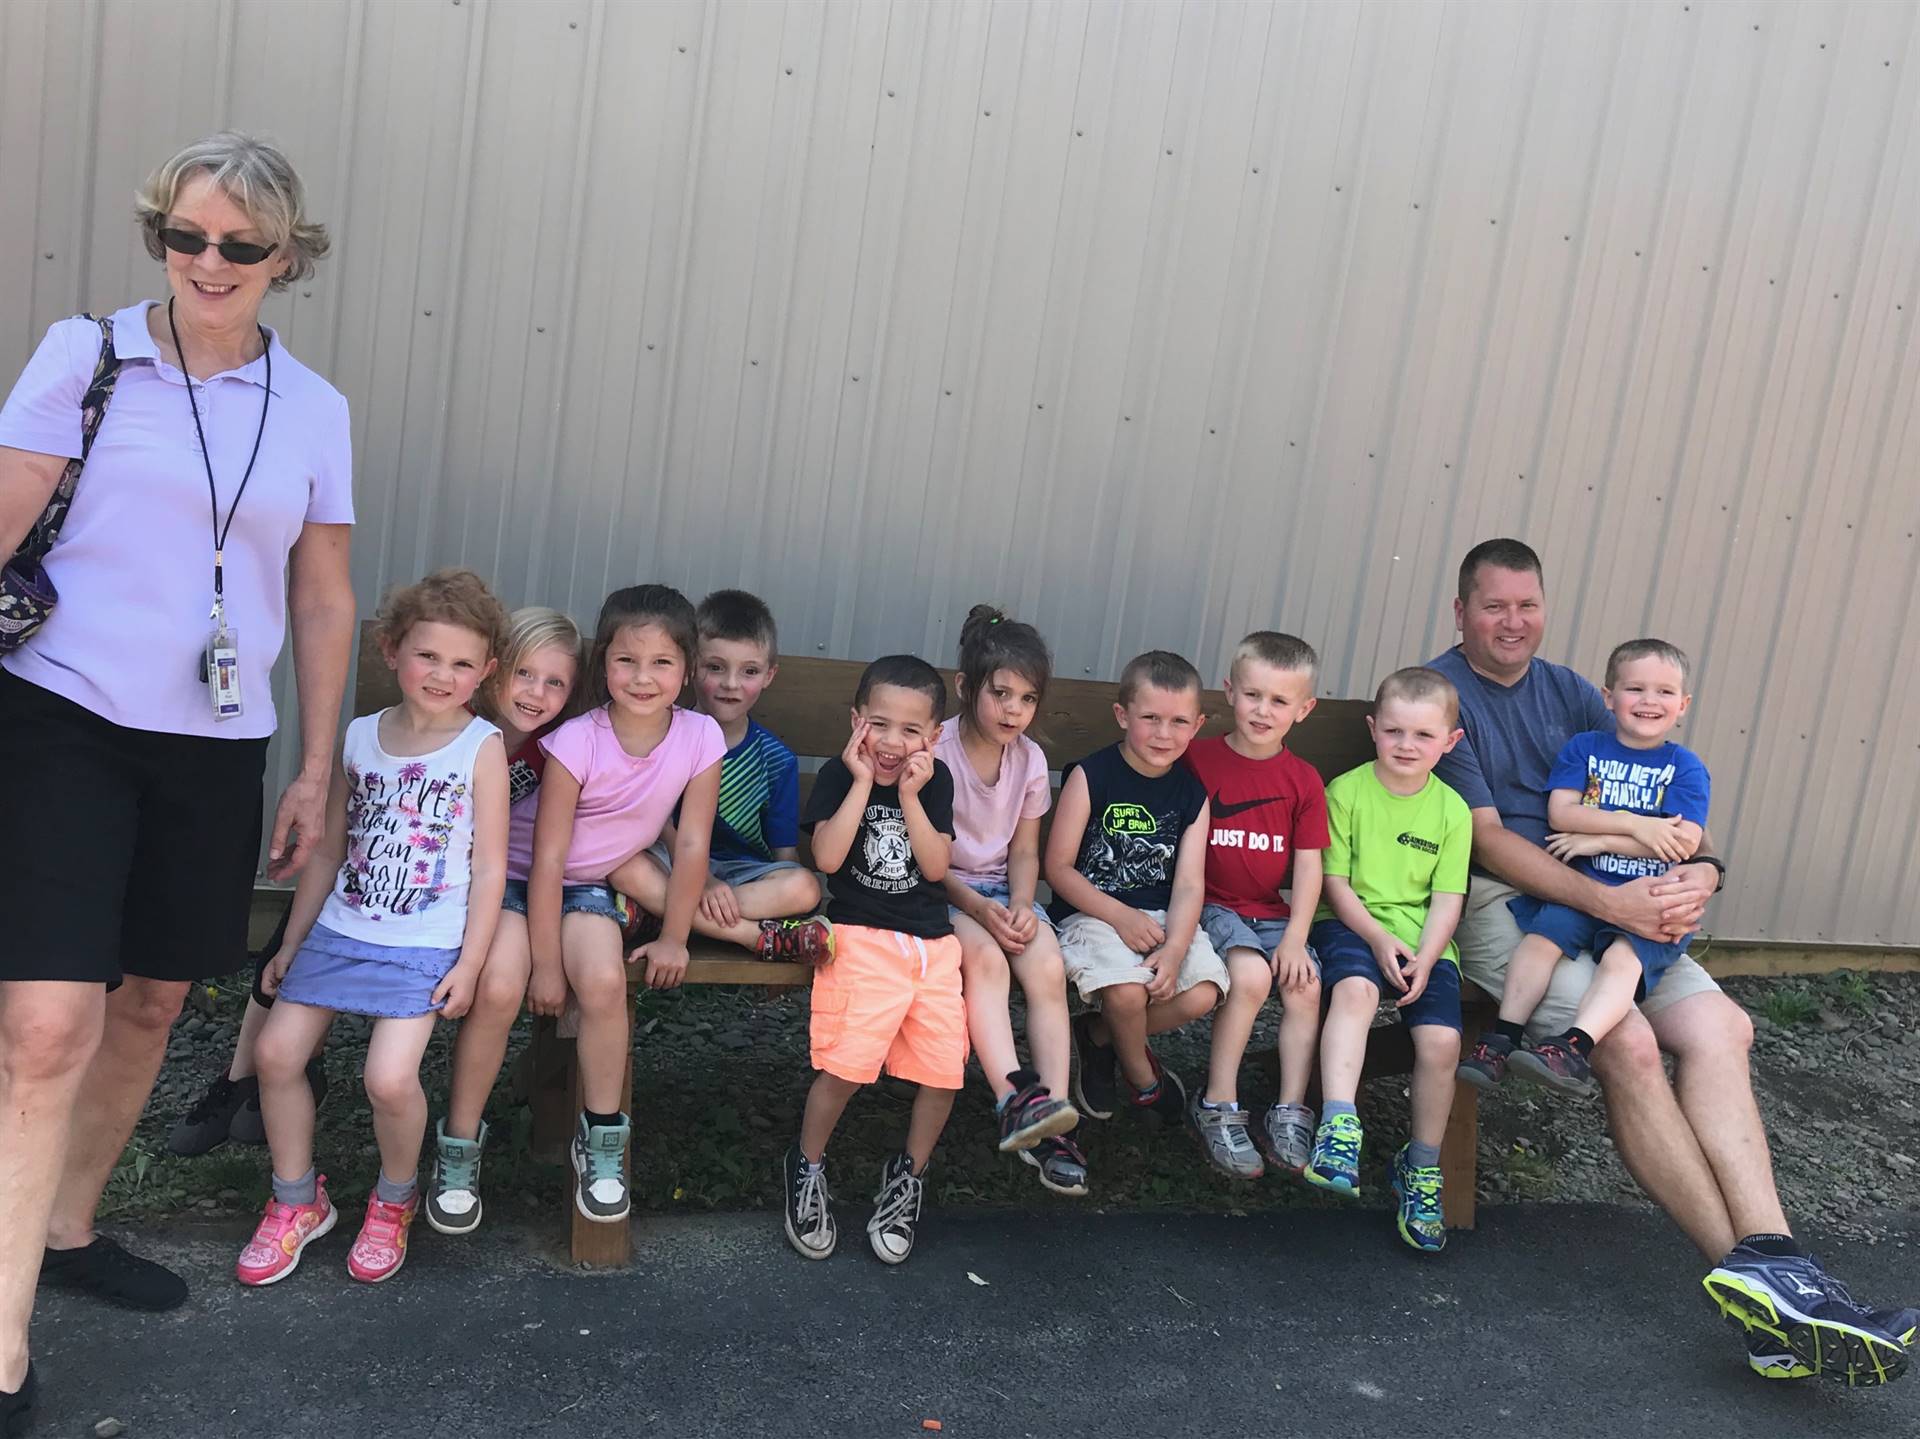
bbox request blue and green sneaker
[1302,1112,1363,1196]
[1390,1144,1446,1253]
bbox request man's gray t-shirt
[1427,646,1610,854]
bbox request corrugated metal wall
[2,0,1917,946]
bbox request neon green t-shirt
[1314,763,1472,964]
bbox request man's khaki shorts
[1454,877,1720,1041]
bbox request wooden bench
[348,625,1492,1265]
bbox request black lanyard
[166,298,271,610]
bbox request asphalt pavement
[27,1203,1920,1438]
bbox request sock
[1199,1097,1239,1112]
[1405,1140,1441,1170]
[584,1109,623,1131]
[1322,1099,1358,1122]
[1494,1019,1525,1046]
[1561,1027,1596,1059]
[272,1168,317,1207]
[1737,1233,1804,1259]
[1272,1101,1313,1118]
[375,1171,417,1206]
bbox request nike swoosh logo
[1210,792,1283,820]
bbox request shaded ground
[31,1207,1920,1439]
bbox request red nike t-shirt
[1183,734,1331,919]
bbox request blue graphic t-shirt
[1548,729,1711,885]
[704,720,800,864]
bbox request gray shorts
[644,839,805,889]
[1454,876,1720,1041]
[1200,904,1311,967]
[1057,909,1230,1004]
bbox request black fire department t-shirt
[802,756,956,939]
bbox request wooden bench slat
[684,957,810,986]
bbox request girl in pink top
[935,606,1084,1196]
[525,586,724,1225]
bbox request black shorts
[0,667,267,984]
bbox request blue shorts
[501,879,629,926]
[1200,905,1304,963]
[1507,895,1691,999]
[643,839,803,889]
[948,879,1054,928]
[1307,917,1461,1032]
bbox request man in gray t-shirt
[1430,539,1910,1387]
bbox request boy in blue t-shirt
[1459,639,1710,1098]
[616,590,830,962]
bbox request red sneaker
[235,1177,337,1287]
[346,1191,418,1283]
[757,915,835,965]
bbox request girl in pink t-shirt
[428,606,584,1235]
[935,605,1084,1196]
[524,585,724,1225]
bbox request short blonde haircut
[134,132,329,291]
[1605,638,1691,689]
[1374,666,1460,727]
[1231,631,1318,686]
[475,607,586,726]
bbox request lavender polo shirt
[0,302,353,738]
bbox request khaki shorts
[1454,877,1719,1041]
[1057,910,1230,1005]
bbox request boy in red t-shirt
[1182,632,1328,1180]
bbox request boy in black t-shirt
[1046,651,1229,1140]
[784,656,962,1267]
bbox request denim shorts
[1200,904,1308,964]
[643,839,804,889]
[947,879,1054,928]
[501,878,629,926]
[1507,895,1692,999]
[1307,917,1461,1031]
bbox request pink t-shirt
[506,705,725,883]
[934,716,1051,888]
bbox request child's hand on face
[898,748,934,796]
[842,718,874,783]
[1113,907,1166,955]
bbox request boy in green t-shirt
[1305,667,1471,1253]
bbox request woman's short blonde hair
[134,132,329,291]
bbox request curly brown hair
[372,568,510,661]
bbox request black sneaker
[1,1361,34,1439]
[1019,1134,1090,1196]
[996,1069,1080,1152]
[167,1072,258,1156]
[1070,1012,1117,1121]
[229,1056,328,1146]
[782,1145,836,1260]
[39,1236,188,1311]
[1705,1247,1910,1387]
[1126,1049,1187,1128]
[867,1152,924,1265]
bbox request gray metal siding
[2,0,1916,944]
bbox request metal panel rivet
[851,375,859,381]
[750,359,758,365]
[1123,415,1131,422]
[1076,130,1084,137]
[888,90,896,97]
[424,309,432,316]
[679,45,686,53]
[785,67,793,75]
[42,252,53,260]
[536,326,545,333]
[647,343,655,350]
[1037,403,1044,410]
[302,290,312,298]
[944,390,951,396]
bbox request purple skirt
[275,923,461,1019]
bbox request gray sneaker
[1190,1096,1265,1180]
[571,1114,631,1224]
[1258,1102,1315,1175]
[425,1118,487,1236]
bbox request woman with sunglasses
[0,132,355,1434]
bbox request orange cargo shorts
[809,923,967,1089]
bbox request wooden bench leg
[526,1017,574,1167]
[1440,1084,1478,1230]
[567,1038,635,1268]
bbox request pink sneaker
[346,1192,418,1283]
[235,1177,337,1287]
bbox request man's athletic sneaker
[235,1178,338,1287]
[426,1118,487,1236]
[1390,1145,1446,1253]
[1744,1307,1916,1380]
[757,915,835,965]
[1303,1112,1363,1196]
[782,1145,836,1260]
[171,1057,328,1154]
[997,1069,1079,1152]
[1070,1011,1118,1120]
[1,1362,35,1439]
[1020,1135,1090,1196]
[572,1114,632,1224]
[1257,1103,1315,1174]
[867,1153,925,1265]
[1191,1096,1264,1180]
[39,1234,190,1311]
[1704,1246,1910,1386]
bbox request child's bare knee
[960,932,1009,981]
[1227,952,1272,1000]
[1281,974,1322,1013]
[778,867,822,912]
[1329,976,1377,1014]
[1412,1025,1461,1063]
[362,1063,419,1113]
[1101,983,1148,1016]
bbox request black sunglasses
[157,227,278,266]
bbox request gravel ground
[116,968,1918,1246]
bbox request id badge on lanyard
[202,599,243,721]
